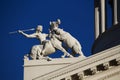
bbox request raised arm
[18,30,36,38]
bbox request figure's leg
[44,56,52,61]
[37,49,44,59]
[72,45,84,57]
[30,46,37,60]
[41,42,51,57]
[36,45,44,59]
[40,42,53,61]
[41,43,47,56]
[55,45,73,58]
[78,51,84,57]
[30,53,37,60]
[71,48,76,57]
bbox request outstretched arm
[18,30,36,38]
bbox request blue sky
[0,0,112,80]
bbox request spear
[9,28,35,34]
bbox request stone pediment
[24,56,86,80]
[29,45,120,80]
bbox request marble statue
[18,25,73,60]
[41,31,73,58]
[49,19,84,57]
[18,25,48,60]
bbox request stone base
[24,56,86,80]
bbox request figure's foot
[66,52,73,58]
[46,56,52,61]
[78,54,86,57]
[61,54,73,58]
[67,54,73,58]
[24,54,29,60]
[47,58,52,61]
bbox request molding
[24,57,86,67]
[98,70,120,80]
[85,65,120,80]
[33,45,120,80]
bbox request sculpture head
[36,25,43,32]
[50,19,61,31]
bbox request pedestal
[23,57,86,80]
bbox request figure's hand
[18,30,23,33]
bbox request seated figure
[18,25,48,60]
[19,25,73,60]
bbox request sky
[0,0,112,80]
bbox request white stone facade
[24,45,120,80]
[24,56,86,80]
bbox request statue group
[19,19,85,60]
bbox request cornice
[33,45,120,80]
